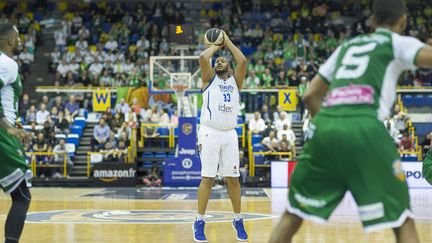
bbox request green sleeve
[422,150,432,185]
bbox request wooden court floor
[0,187,431,243]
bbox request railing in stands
[27,152,69,177]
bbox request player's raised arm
[222,31,247,90]
[199,45,222,90]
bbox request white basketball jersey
[200,75,239,131]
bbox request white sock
[196,214,205,221]
[234,213,243,221]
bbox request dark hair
[0,23,15,38]
[373,0,405,26]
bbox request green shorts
[288,114,411,232]
[0,128,32,194]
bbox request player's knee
[225,177,239,186]
[283,211,303,227]
[201,177,215,185]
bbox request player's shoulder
[0,53,18,71]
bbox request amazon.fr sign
[93,163,137,186]
[278,89,298,111]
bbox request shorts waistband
[199,125,235,133]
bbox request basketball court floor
[0,187,431,243]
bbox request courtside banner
[402,162,432,188]
[164,157,201,186]
[93,163,137,187]
[93,90,111,111]
[278,89,298,111]
[178,117,198,157]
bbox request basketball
[204,28,224,46]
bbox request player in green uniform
[0,23,33,243]
[269,0,432,242]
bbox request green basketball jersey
[318,28,425,121]
[0,52,22,125]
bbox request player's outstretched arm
[415,45,432,68]
[199,45,222,90]
[223,31,247,90]
[302,75,329,118]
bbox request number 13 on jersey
[223,93,231,102]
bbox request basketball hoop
[172,84,188,98]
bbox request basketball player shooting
[192,29,248,242]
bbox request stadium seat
[254,155,265,164]
[427,95,432,106]
[174,128,179,136]
[73,117,86,128]
[252,134,262,145]
[142,161,153,169]
[130,34,139,44]
[66,134,80,147]
[253,144,264,152]
[155,152,166,158]
[103,23,112,33]
[414,94,425,106]
[142,152,154,158]
[236,127,243,136]
[55,134,67,140]
[237,116,244,124]
[34,12,44,22]
[157,127,170,136]
[70,125,83,137]
[402,95,414,107]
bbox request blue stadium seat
[73,117,86,128]
[237,116,244,124]
[142,161,153,169]
[402,95,413,107]
[154,152,166,158]
[66,134,79,147]
[142,152,154,158]
[253,144,264,152]
[174,128,179,136]
[235,127,243,136]
[427,95,432,106]
[252,134,262,145]
[414,94,425,106]
[254,155,265,164]
[70,125,83,137]
[34,12,44,22]
[157,127,170,136]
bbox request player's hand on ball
[222,30,230,44]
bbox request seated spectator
[159,108,170,126]
[100,142,115,162]
[36,104,50,125]
[105,36,119,52]
[56,59,69,79]
[170,110,179,126]
[277,124,296,145]
[125,108,138,128]
[111,113,124,132]
[26,105,37,124]
[114,140,128,163]
[50,106,59,121]
[52,139,73,178]
[245,70,260,88]
[54,111,70,134]
[399,132,414,151]
[272,105,284,122]
[117,122,132,140]
[239,151,249,185]
[19,47,34,78]
[115,98,130,114]
[50,95,65,112]
[65,95,80,118]
[261,130,278,152]
[260,104,271,123]
[33,132,49,177]
[42,120,54,138]
[278,139,293,160]
[248,111,266,134]
[92,118,111,151]
[275,111,291,131]
[107,132,118,149]
[19,94,30,119]
[393,111,409,134]
[143,166,162,187]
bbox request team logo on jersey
[182,123,193,135]
[26,210,277,224]
[392,160,405,182]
